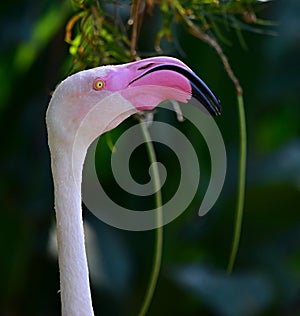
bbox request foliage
[66,0,275,83]
[66,1,131,71]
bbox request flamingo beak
[128,63,221,116]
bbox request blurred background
[1,0,300,315]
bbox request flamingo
[46,56,220,315]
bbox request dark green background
[1,1,300,315]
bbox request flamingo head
[46,56,220,146]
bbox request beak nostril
[137,63,156,70]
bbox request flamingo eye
[93,79,105,90]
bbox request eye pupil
[93,79,105,90]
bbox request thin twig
[178,10,243,95]
[130,0,141,61]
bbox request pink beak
[108,57,221,116]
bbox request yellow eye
[93,79,105,90]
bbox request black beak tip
[209,98,221,116]
[191,84,221,117]
[215,100,222,116]
[210,103,222,117]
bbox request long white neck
[46,91,137,315]
[51,144,94,316]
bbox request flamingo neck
[46,92,137,315]
[51,146,94,316]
